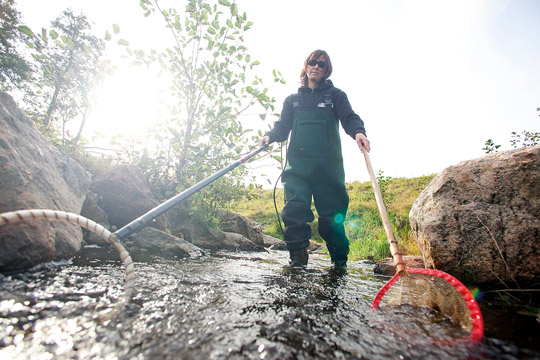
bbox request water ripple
[0,247,538,359]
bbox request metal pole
[113,145,268,240]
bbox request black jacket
[265,80,366,144]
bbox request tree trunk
[44,85,61,127]
[73,107,89,146]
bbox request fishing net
[372,268,484,342]
[362,149,484,343]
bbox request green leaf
[64,37,74,50]
[113,24,120,34]
[218,0,231,6]
[17,25,34,37]
[105,30,112,41]
[117,39,129,46]
[158,56,167,70]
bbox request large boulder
[217,209,265,247]
[168,208,261,251]
[128,227,204,257]
[409,146,540,287]
[0,92,90,271]
[88,164,168,232]
[80,190,111,246]
[263,234,287,250]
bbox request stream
[1,246,539,359]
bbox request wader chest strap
[292,94,300,108]
[324,93,333,108]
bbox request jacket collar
[299,79,334,93]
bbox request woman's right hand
[258,135,270,147]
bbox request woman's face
[306,55,327,84]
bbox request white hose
[0,209,135,302]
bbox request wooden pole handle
[362,149,406,273]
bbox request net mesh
[377,272,473,331]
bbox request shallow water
[1,247,539,359]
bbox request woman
[258,49,370,268]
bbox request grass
[227,174,436,261]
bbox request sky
[14,0,540,186]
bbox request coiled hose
[0,209,135,304]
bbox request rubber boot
[331,256,347,268]
[289,248,309,268]
[326,241,348,268]
[281,200,313,252]
[319,216,349,268]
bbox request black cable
[272,140,288,236]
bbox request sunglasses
[308,59,326,68]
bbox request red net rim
[371,267,484,342]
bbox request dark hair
[300,49,333,87]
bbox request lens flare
[334,213,344,224]
[470,287,483,300]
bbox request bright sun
[88,66,168,140]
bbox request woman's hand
[355,132,371,152]
[258,135,270,147]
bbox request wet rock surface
[0,92,90,271]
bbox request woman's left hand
[355,132,371,152]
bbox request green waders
[281,100,350,266]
